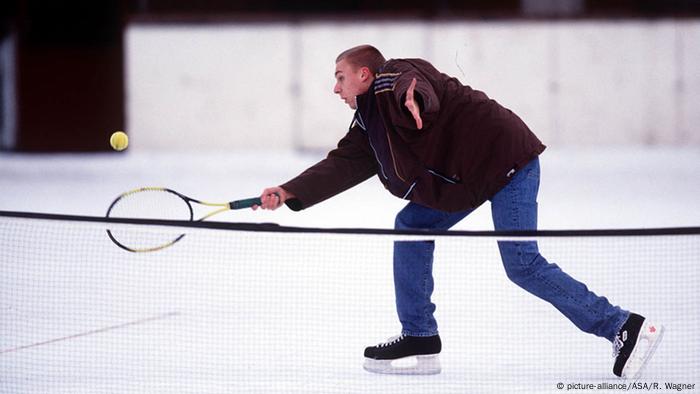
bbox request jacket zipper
[385,132,407,182]
[357,111,389,180]
[386,130,416,199]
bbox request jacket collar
[354,90,374,118]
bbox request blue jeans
[393,157,628,342]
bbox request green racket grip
[229,197,261,210]
[229,193,280,210]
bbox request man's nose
[333,83,341,94]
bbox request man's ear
[360,66,372,81]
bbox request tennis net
[1,210,698,393]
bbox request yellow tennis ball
[110,131,129,151]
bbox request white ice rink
[1,147,699,393]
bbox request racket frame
[105,187,261,253]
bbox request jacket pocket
[411,171,474,212]
[427,168,461,184]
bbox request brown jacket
[282,58,545,213]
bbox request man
[255,45,663,378]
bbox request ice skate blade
[621,321,665,380]
[363,355,441,375]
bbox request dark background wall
[0,0,699,152]
[14,1,124,152]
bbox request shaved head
[336,45,386,74]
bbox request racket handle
[230,197,262,210]
[229,193,281,210]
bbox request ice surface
[0,147,699,393]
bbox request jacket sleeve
[280,126,378,211]
[390,67,440,130]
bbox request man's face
[333,59,372,110]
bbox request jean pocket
[526,167,540,180]
[524,158,541,180]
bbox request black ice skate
[363,334,442,375]
[613,313,664,379]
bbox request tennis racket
[106,187,263,253]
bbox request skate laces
[377,335,404,348]
[612,332,624,358]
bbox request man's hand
[404,77,423,130]
[254,186,295,210]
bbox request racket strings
[106,189,193,252]
[108,189,193,221]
